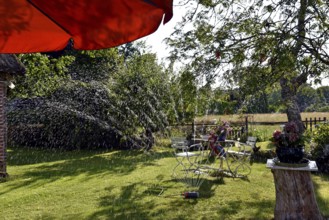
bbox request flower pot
[276,147,304,163]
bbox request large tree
[168,0,329,133]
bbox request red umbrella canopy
[0,0,173,53]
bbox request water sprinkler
[182,191,199,199]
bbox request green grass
[1,144,329,220]
[248,125,280,141]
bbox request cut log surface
[272,169,324,220]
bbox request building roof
[0,54,25,75]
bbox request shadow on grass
[87,180,201,220]
[7,146,170,166]
[247,199,275,219]
[86,178,275,220]
[2,147,173,195]
[87,182,166,220]
[164,177,224,198]
[198,178,224,198]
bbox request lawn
[1,143,329,219]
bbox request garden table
[172,143,209,189]
[266,159,325,220]
[201,139,252,178]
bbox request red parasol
[0,0,173,177]
[0,0,173,53]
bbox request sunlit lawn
[1,144,329,219]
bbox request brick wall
[0,81,7,177]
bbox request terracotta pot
[276,147,304,163]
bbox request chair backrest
[171,137,188,151]
[201,135,210,141]
[189,143,204,152]
[246,136,257,148]
[171,137,186,143]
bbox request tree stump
[272,169,324,220]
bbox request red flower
[273,130,282,140]
[215,50,221,59]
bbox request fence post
[314,117,317,129]
[310,118,313,132]
[244,116,248,135]
[305,118,308,130]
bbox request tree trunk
[280,78,305,133]
[272,169,324,220]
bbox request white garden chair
[171,141,210,190]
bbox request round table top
[176,152,200,157]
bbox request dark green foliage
[11,53,74,98]
[66,49,121,82]
[110,53,170,133]
[317,86,329,104]
[7,95,121,150]
[8,45,170,150]
[315,155,329,174]
[297,85,319,112]
[312,123,329,158]
[311,123,329,173]
[251,150,276,163]
[317,106,329,112]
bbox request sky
[140,5,184,63]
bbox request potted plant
[272,121,305,163]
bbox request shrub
[311,123,329,173]
[248,128,267,142]
[7,98,122,150]
[318,105,329,112]
[312,123,329,157]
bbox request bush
[7,98,122,150]
[251,149,276,163]
[248,129,267,142]
[6,82,153,150]
[312,123,329,157]
[311,123,329,173]
[318,105,329,112]
[305,104,329,112]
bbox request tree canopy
[167,0,329,132]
